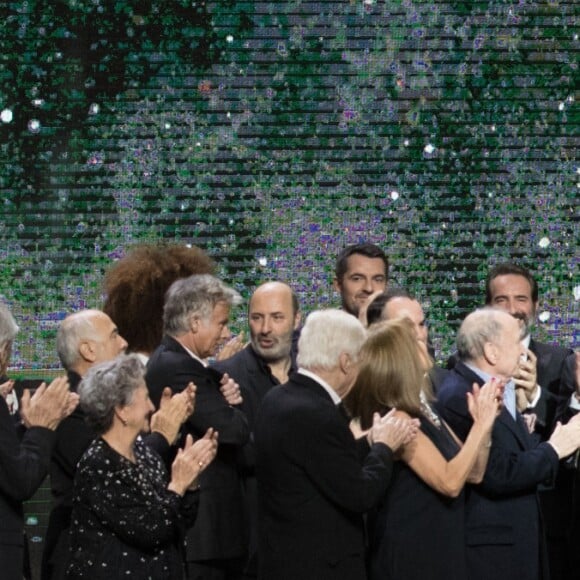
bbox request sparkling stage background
[1,1,579,573]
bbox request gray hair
[0,302,19,347]
[457,308,516,362]
[78,354,145,435]
[297,309,366,370]
[56,310,102,370]
[163,274,241,336]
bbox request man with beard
[485,263,577,580]
[333,243,389,318]
[213,281,301,578]
[484,263,575,437]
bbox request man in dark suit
[436,308,580,580]
[0,302,78,580]
[146,274,250,580]
[255,309,419,580]
[213,281,300,578]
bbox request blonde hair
[347,318,430,430]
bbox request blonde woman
[347,319,501,580]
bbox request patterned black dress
[369,412,468,580]
[67,437,199,579]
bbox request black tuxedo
[255,372,395,580]
[146,335,250,565]
[437,362,559,580]
[0,396,56,580]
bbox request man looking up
[213,281,301,578]
[333,243,388,317]
[436,308,580,580]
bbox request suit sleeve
[0,397,55,501]
[185,372,249,445]
[478,440,559,496]
[297,408,394,513]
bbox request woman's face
[123,383,155,433]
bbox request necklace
[420,390,441,428]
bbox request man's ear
[79,340,96,363]
[293,311,302,330]
[482,341,497,366]
[339,352,352,374]
[333,278,342,293]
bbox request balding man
[436,308,580,580]
[255,310,418,580]
[213,281,301,577]
[366,288,449,393]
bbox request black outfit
[0,395,56,580]
[43,370,170,580]
[67,437,198,579]
[146,336,250,579]
[255,372,395,580]
[213,344,296,577]
[369,413,467,580]
[436,362,559,580]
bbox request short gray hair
[78,354,145,435]
[457,308,515,362]
[0,302,19,347]
[56,310,102,370]
[297,309,366,370]
[163,274,241,336]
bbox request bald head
[57,309,128,375]
[457,308,524,379]
[249,282,300,364]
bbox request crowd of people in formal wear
[1,242,579,580]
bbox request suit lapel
[497,408,532,450]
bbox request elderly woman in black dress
[67,354,218,579]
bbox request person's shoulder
[212,344,253,374]
[530,338,573,359]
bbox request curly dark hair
[103,244,215,354]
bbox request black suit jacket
[436,362,559,580]
[146,335,250,562]
[0,396,56,580]
[255,372,395,580]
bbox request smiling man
[333,243,389,317]
[146,274,250,580]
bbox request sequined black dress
[67,437,198,579]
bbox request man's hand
[151,382,196,445]
[220,373,243,406]
[216,332,246,361]
[513,349,539,407]
[368,409,420,452]
[548,414,580,459]
[20,376,77,430]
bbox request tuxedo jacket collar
[289,372,339,407]
[160,335,223,382]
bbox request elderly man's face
[191,301,232,359]
[90,312,128,363]
[488,274,537,337]
[334,254,387,316]
[249,284,299,364]
[493,314,525,380]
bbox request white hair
[297,309,366,370]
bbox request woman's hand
[168,429,219,496]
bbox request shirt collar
[298,368,342,405]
